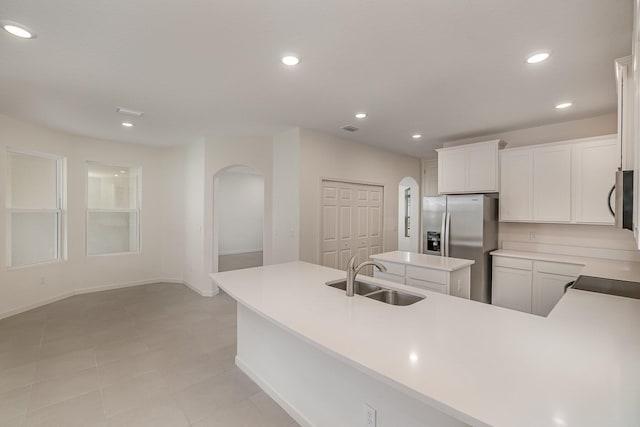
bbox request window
[404,187,411,238]
[87,163,140,255]
[6,149,65,268]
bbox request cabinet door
[438,148,467,194]
[499,150,533,221]
[491,266,532,313]
[532,272,575,316]
[405,277,448,294]
[467,143,497,192]
[533,145,571,222]
[572,138,618,224]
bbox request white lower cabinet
[492,255,581,316]
[373,260,471,298]
[492,266,533,313]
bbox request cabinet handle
[607,185,615,217]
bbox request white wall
[0,114,185,317]
[443,113,617,149]
[217,169,264,255]
[298,129,422,264]
[272,128,300,263]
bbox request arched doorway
[398,176,419,253]
[213,165,265,272]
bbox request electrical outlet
[364,404,376,427]
[529,232,537,241]
[40,277,46,286]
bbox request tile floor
[218,252,263,273]
[0,283,299,427]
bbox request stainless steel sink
[362,289,424,306]
[325,280,425,306]
[326,279,381,295]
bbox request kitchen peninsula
[211,261,640,427]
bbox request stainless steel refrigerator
[422,194,498,303]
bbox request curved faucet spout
[345,256,387,297]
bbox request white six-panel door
[321,180,383,274]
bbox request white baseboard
[182,279,217,297]
[0,291,75,321]
[219,249,263,256]
[235,356,313,427]
[0,277,219,320]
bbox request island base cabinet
[236,304,468,427]
[532,272,575,316]
[491,266,533,313]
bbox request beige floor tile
[249,390,297,425]
[0,385,31,425]
[0,362,37,394]
[24,390,105,427]
[173,369,261,424]
[101,371,170,417]
[191,399,278,427]
[97,352,158,389]
[34,348,97,382]
[160,346,236,392]
[28,367,99,411]
[105,395,189,427]
[96,339,149,365]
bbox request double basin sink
[326,279,425,306]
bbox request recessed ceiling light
[355,113,367,119]
[121,122,134,127]
[114,174,119,177]
[120,170,126,174]
[526,52,550,64]
[555,102,573,109]
[281,55,300,66]
[1,21,36,39]
[412,134,422,139]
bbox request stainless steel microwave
[608,170,634,230]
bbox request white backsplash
[499,222,640,262]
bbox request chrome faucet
[346,255,387,297]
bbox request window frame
[6,148,66,269]
[85,161,141,257]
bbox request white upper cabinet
[499,135,618,225]
[532,145,572,222]
[437,140,505,194]
[572,137,618,224]
[499,150,533,221]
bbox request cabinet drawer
[377,261,405,276]
[493,256,533,271]
[373,271,405,285]
[406,277,449,294]
[534,261,582,277]
[405,265,447,284]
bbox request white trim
[235,356,313,427]
[182,279,217,297]
[218,248,263,256]
[0,278,218,320]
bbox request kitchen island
[210,261,640,427]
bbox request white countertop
[370,250,474,271]
[211,261,640,427]
[491,249,640,282]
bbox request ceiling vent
[341,125,359,132]
[116,107,144,117]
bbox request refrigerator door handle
[440,212,446,257]
[444,212,451,257]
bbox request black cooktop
[571,275,640,300]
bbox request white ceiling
[0,0,633,158]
